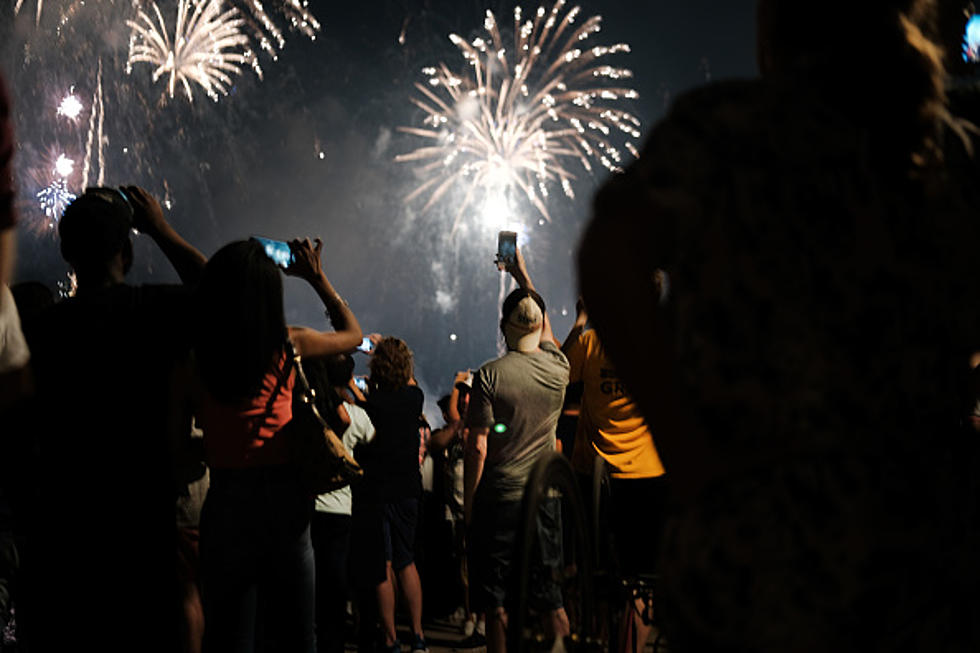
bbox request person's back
[470,341,568,502]
[577,1,980,650]
[20,187,204,651]
[565,327,664,479]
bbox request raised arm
[125,186,206,286]
[506,245,559,348]
[430,370,468,450]
[285,238,363,358]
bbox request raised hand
[284,237,323,282]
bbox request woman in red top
[194,237,361,652]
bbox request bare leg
[487,607,508,653]
[620,596,653,653]
[548,607,570,638]
[378,562,398,646]
[395,562,424,638]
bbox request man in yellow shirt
[562,300,667,652]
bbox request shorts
[382,497,419,571]
[468,494,563,613]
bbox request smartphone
[497,231,517,268]
[354,376,369,392]
[253,236,295,268]
[965,13,980,63]
[357,336,373,353]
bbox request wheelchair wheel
[508,452,596,653]
[592,456,623,653]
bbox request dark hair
[437,394,452,415]
[195,240,287,403]
[323,353,355,387]
[757,0,947,172]
[369,337,413,390]
[299,354,353,435]
[499,287,546,335]
[58,192,133,274]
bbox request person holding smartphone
[191,237,361,652]
[464,245,570,653]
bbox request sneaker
[456,632,487,649]
[411,634,429,653]
[382,640,402,653]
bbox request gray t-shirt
[467,340,570,502]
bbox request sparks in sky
[57,92,84,120]
[127,0,263,103]
[37,179,76,222]
[227,0,321,58]
[54,153,74,178]
[13,0,43,26]
[396,0,641,230]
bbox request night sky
[1,0,758,418]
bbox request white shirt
[314,401,375,515]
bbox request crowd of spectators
[2,0,980,652]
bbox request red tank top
[201,351,295,469]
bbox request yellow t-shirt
[567,329,665,478]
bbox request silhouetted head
[58,189,134,288]
[500,288,546,353]
[195,239,286,403]
[369,337,413,391]
[323,352,356,388]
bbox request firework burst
[127,0,263,102]
[37,179,76,224]
[396,0,641,229]
[227,0,321,58]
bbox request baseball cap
[503,295,544,353]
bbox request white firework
[227,0,321,58]
[127,0,263,103]
[13,0,43,26]
[396,0,641,229]
[53,153,75,178]
[57,92,84,120]
[37,179,76,222]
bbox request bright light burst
[37,179,76,222]
[396,0,641,229]
[127,0,263,103]
[57,92,84,119]
[227,0,321,58]
[54,153,74,178]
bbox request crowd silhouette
[2,1,980,652]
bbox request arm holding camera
[504,245,559,349]
[123,185,206,286]
[285,237,363,358]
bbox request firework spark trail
[127,0,263,102]
[228,0,321,58]
[13,0,43,26]
[396,0,641,230]
[97,61,106,186]
[81,60,104,189]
